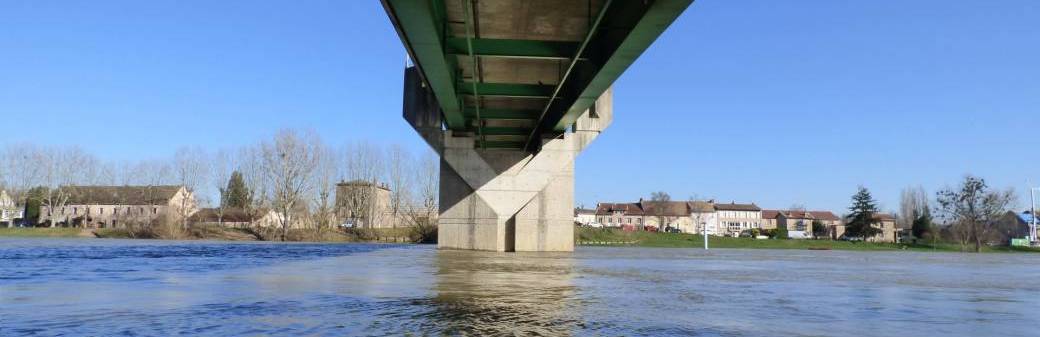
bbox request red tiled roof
[595,203,644,216]
[780,210,840,221]
[641,201,691,217]
[762,210,780,219]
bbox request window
[636,218,642,224]
[99,208,104,215]
[153,208,157,214]
[73,207,78,215]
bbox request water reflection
[428,250,578,336]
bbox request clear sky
[2,0,1038,213]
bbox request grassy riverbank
[0,227,88,238]
[1,226,424,243]
[576,228,1040,253]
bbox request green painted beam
[547,0,695,132]
[466,126,531,136]
[457,82,556,98]
[463,107,540,120]
[445,38,580,60]
[383,0,465,129]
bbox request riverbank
[0,227,92,238]
[0,226,424,243]
[576,228,1040,253]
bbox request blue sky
[2,0,1038,213]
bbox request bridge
[381,0,693,251]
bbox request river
[1,238,1038,336]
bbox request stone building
[188,207,284,229]
[335,180,395,228]
[38,185,196,228]
[829,213,898,242]
[595,202,645,229]
[775,210,841,239]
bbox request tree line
[854,175,1019,252]
[0,129,439,241]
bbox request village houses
[37,185,196,228]
[593,200,900,242]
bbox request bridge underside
[383,0,692,251]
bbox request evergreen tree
[22,186,48,226]
[844,186,881,240]
[811,220,828,239]
[775,222,789,239]
[911,209,933,239]
[223,171,251,209]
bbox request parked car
[586,222,604,228]
[665,226,681,233]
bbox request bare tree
[173,147,208,230]
[401,151,438,242]
[260,130,321,241]
[38,147,96,227]
[210,149,235,226]
[338,141,386,229]
[648,191,672,231]
[1,143,45,226]
[935,175,1016,252]
[238,144,271,238]
[899,185,929,230]
[310,143,339,239]
[386,144,411,229]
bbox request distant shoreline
[576,228,1040,254]
[5,227,1038,253]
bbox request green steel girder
[463,107,540,120]
[468,126,531,136]
[457,82,556,98]
[542,0,695,133]
[383,0,465,129]
[445,38,580,60]
[383,0,693,149]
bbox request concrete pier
[403,68,611,252]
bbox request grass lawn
[576,227,1040,253]
[0,227,86,238]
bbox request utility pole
[1030,186,1038,245]
[702,221,709,250]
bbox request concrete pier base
[403,68,611,252]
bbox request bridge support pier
[403,68,611,252]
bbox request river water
[1,238,1038,336]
